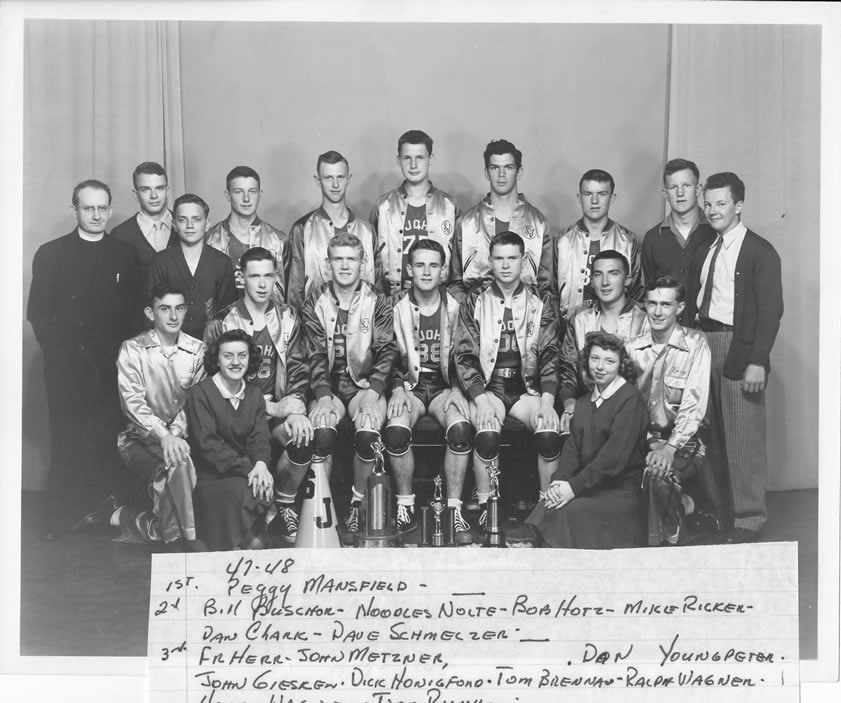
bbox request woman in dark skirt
[186,329,274,550]
[526,331,649,548]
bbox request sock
[447,498,463,509]
[110,506,124,527]
[351,487,365,505]
[396,493,415,507]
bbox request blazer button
[399,230,403,234]
[494,339,498,343]
[414,346,419,351]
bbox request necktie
[698,235,723,320]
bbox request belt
[697,318,733,332]
[491,367,521,378]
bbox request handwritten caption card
[147,543,799,703]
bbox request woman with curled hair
[186,329,274,550]
[526,331,649,548]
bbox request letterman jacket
[285,207,382,310]
[370,181,459,295]
[391,288,460,390]
[448,194,555,305]
[555,218,643,317]
[205,215,287,304]
[454,280,559,401]
[558,298,649,405]
[303,281,396,399]
[204,298,308,413]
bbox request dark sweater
[185,377,271,480]
[554,381,648,496]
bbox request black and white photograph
[1,1,839,701]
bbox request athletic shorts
[410,371,449,409]
[484,371,527,413]
[330,371,364,406]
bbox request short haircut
[483,139,522,169]
[147,283,186,308]
[592,249,630,276]
[398,130,433,155]
[663,158,700,186]
[489,230,525,256]
[132,161,167,189]
[239,246,277,272]
[226,166,261,191]
[72,179,111,207]
[173,193,209,218]
[704,171,745,203]
[316,150,349,174]
[204,328,261,378]
[579,169,615,194]
[407,238,446,266]
[327,232,364,257]
[579,330,640,386]
[646,275,686,304]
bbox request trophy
[430,475,445,546]
[356,439,401,548]
[483,459,506,548]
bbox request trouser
[42,349,125,532]
[117,434,197,542]
[705,329,768,533]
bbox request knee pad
[312,427,337,459]
[383,425,412,457]
[354,430,381,462]
[474,429,500,461]
[535,429,562,461]
[446,421,474,455]
[285,441,314,466]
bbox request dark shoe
[726,527,759,544]
[452,507,474,546]
[275,505,299,544]
[342,501,361,546]
[72,494,121,533]
[686,508,722,536]
[396,504,418,533]
[478,506,488,528]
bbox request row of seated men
[27,131,783,548]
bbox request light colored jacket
[555,218,643,316]
[392,288,459,389]
[371,182,459,295]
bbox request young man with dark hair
[626,276,716,545]
[27,179,141,540]
[696,172,783,544]
[111,161,178,291]
[148,194,238,340]
[113,283,206,547]
[204,247,312,543]
[370,130,460,297]
[554,169,643,319]
[641,158,716,327]
[454,231,561,525]
[557,249,648,432]
[205,166,287,304]
[286,151,382,310]
[384,238,473,542]
[448,139,554,304]
[302,233,396,544]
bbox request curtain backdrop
[21,21,819,492]
[666,24,821,490]
[22,20,184,490]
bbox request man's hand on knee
[161,434,190,466]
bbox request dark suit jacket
[111,212,178,282]
[723,228,783,380]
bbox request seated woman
[186,329,274,550]
[526,331,649,549]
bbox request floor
[19,487,818,659]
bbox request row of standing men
[27,131,783,548]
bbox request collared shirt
[626,324,710,449]
[590,375,626,407]
[212,372,247,410]
[696,221,747,325]
[117,329,206,441]
[137,210,173,253]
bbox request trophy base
[482,531,507,548]
[355,533,402,548]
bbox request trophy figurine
[356,438,401,548]
[430,475,445,546]
[483,459,506,548]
